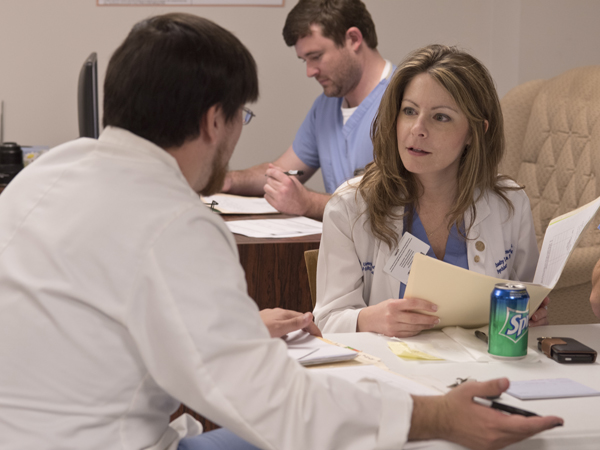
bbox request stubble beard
[200,141,229,197]
[322,54,362,99]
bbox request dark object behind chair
[0,142,24,186]
[78,52,99,139]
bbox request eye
[308,54,322,62]
[434,113,451,122]
[402,107,416,116]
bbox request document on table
[201,193,278,214]
[405,194,600,329]
[506,378,600,400]
[226,216,322,238]
[314,365,441,396]
[284,330,358,366]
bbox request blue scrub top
[399,212,469,298]
[292,76,394,194]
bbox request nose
[306,62,319,78]
[411,115,427,138]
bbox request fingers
[392,297,438,314]
[302,317,323,337]
[260,308,320,338]
[456,377,510,399]
[530,297,550,327]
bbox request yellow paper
[388,341,444,361]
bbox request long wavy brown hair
[358,44,520,249]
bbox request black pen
[283,170,304,176]
[473,397,539,417]
[475,330,488,344]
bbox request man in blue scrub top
[222,0,394,220]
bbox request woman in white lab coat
[314,44,549,337]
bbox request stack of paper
[226,216,322,238]
[284,330,358,366]
[201,193,278,214]
[506,378,600,400]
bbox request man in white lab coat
[0,12,562,450]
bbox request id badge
[383,232,430,285]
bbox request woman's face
[396,73,471,185]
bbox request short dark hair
[103,13,259,149]
[283,0,377,49]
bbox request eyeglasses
[242,107,255,125]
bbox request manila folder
[405,253,550,329]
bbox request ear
[200,104,222,145]
[483,120,489,133]
[345,27,363,52]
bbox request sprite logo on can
[499,308,529,343]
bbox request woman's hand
[529,296,550,327]
[356,298,440,338]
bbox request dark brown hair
[283,0,377,49]
[104,13,259,149]
[359,44,519,249]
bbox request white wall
[1,0,599,193]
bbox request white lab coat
[0,128,412,450]
[314,178,539,333]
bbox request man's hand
[260,308,322,338]
[264,164,311,215]
[409,378,563,450]
[263,164,329,220]
[356,298,440,337]
[529,296,550,327]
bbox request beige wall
[0,0,599,193]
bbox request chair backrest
[304,249,319,309]
[500,66,600,324]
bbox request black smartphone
[537,337,597,364]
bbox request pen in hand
[264,170,304,178]
[473,397,540,417]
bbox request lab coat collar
[98,126,183,174]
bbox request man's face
[199,108,243,196]
[294,25,362,98]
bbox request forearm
[224,162,270,196]
[302,190,330,221]
[408,395,447,441]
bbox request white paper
[441,326,540,363]
[383,232,430,284]
[314,365,441,396]
[226,216,322,238]
[284,331,358,366]
[506,378,600,400]
[202,193,278,215]
[533,196,600,287]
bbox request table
[324,324,600,450]
[224,214,320,313]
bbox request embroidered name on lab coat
[495,245,514,275]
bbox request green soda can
[488,283,530,359]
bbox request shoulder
[325,176,365,218]
[309,93,343,113]
[478,178,531,216]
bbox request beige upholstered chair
[500,66,600,324]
